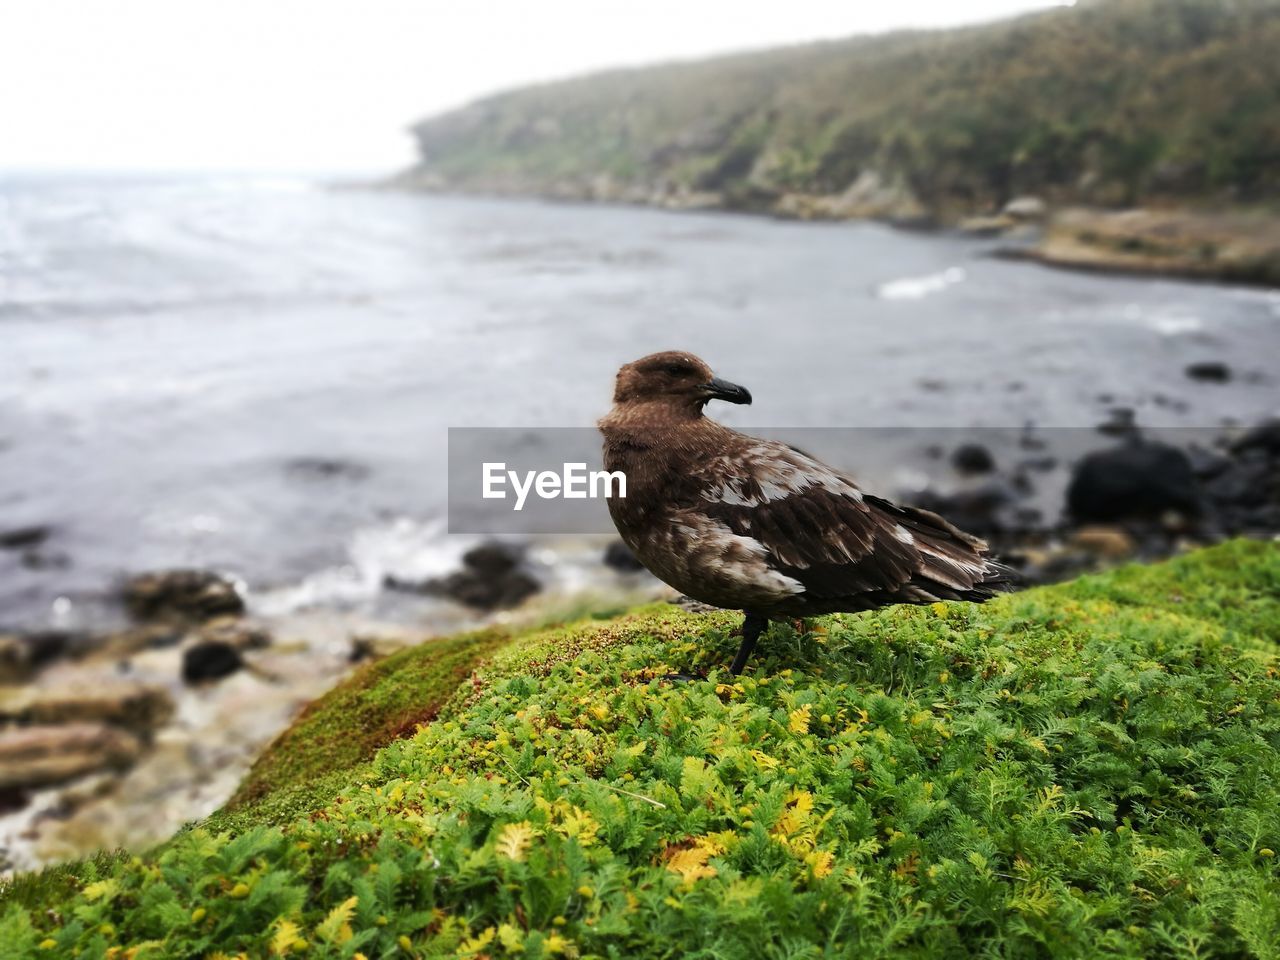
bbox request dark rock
[387,541,540,611]
[1186,446,1233,480]
[427,569,540,611]
[1019,456,1058,473]
[284,457,371,481]
[0,786,30,815]
[603,540,645,572]
[181,641,244,684]
[197,616,271,651]
[20,549,70,570]
[1066,442,1201,523]
[910,481,1019,539]
[123,570,244,623]
[1232,419,1280,456]
[1185,361,1232,383]
[1096,408,1139,439]
[951,444,995,475]
[0,630,89,683]
[0,524,52,550]
[460,541,524,577]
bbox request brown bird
[599,350,1012,675]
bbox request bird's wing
[692,439,1005,603]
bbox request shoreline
[388,174,1280,289]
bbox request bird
[598,350,1013,676]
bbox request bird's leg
[729,612,768,676]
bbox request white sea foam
[876,266,966,300]
[249,517,465,617]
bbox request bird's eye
[664,363,692,376]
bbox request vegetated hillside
[3,540,1280,958]
[403,0,1280,222]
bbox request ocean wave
[876,266,966,300]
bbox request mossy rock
[3,540,1279,958]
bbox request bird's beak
[701,376,752,405]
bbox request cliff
[3,539,1279,957]
[401,0,1280,227]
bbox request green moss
[3,541,1279,958]
[224,628,513,816]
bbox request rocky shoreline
[391,168,1280,288]
[995,207,1280,289]
[3,412,1278,872]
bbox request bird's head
[612,351,752,412]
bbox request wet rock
[1231,419,1280,456]
[603,540,645,573]
[349,632,413,662]
[387,541,541,611]
[197,616,271,651]
[0,525,53,550]
[1186,446,1233,480]
[951,443,995,475]
[0,630,89,683]
[1068,525,1137,560]
[957,214,1016,237]
[1185,361,1232,383]
[123,570,244,622]
[98,623,186,658]
[460,541,524,577]
[1019,455,1058,473]
[1003,196,1048,221]
[910,481,1019,539]
[181,641,244,684]
[20,549,70,570]
[0,723,142,790]
[1096,408,1139,439]
[0,679,173,735]
[1066,442,1200,523]
[284,457,371,482]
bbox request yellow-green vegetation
[222,628,512,826]
[407,0,1280,218]
[3,540,1279,958]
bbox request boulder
[0,679,174,734]
[1096,407,1139,439]
[950,443,995,475]
[1002,196,1048,221]
[0,524,53,550]
[1068,525,1137,560]
[0,630,87,683]
[123,570,244,622]
[1185,361,1232,383]
[0,723,142,790]
[386,541,541,611]
[197,616,271,651]
[1231,419,1280,456]
[910,481,1019,539]
[181,641,244,684]
[459,541,524,577]
[1066,443,1201,523]
[603,540,645,573]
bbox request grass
[2,540,1278,959]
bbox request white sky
[0,0,1071,174]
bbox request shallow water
[2,173,1278,629]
